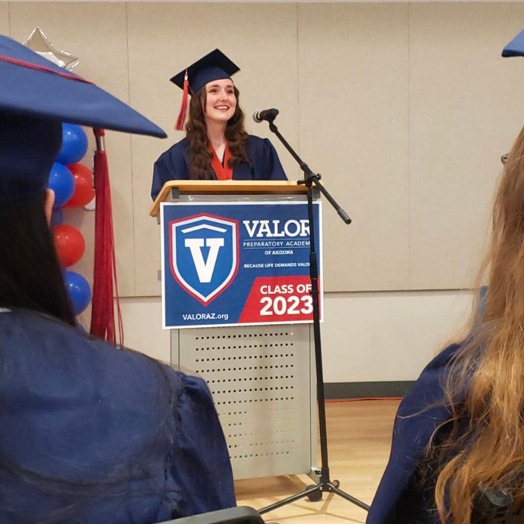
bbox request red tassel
[175,69,189,131]
[90,128,124,346]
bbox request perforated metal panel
[171,324,316,480]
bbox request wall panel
[4,3,524,297]
[9,2,136,294]
[409,3,524,289]
[127,2,299,295]
[118,290,474,383]
[0,3,9,34]
[298,3,410,292]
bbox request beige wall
[2,1,509,382]
[299,3,410,291]
[3,2,523,299]
[0,4,8,33]
[408,3,524,289]
[4,0,517,4]
[8,2,137,292]
[126,2,301,295]
[118,290,473,382]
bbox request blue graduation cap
[170,48,239,94]
[170,49,240,130]
[502,28,524,58]
[0,34,166,201]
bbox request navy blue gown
[0,309,236,524]
[151,135,287,200]
[367,343,462,524]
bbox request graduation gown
[151,135,287,200]
[0,310,236,524]
[366,343,462,524]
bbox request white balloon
[23,27,79,71]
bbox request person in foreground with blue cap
[151,49,287,200]
[367,28,524,524]
[0,35,235,523]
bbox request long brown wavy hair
[428,125,524,523]
[185,85,250,179]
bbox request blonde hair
[432,125,524,523]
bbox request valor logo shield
[169,214,239,305]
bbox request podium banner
[161,201,322,329]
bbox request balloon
[64,270,91,316]
[51,208,63,226]
[53,225,85,267]
[56,124,88,165]
[48,163,74,207]
[24,27,79,71]
[63,163,95,208]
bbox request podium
[151,181,321,481]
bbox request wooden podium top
[149,180,307,217]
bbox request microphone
[253,108,279,123]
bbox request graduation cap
[0,34,166,345]
[170,49,240,130]
[0,34,165,200]
[502,28,524,58]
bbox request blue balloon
[51,208,63,226]
[64,270,91,316]
[56,124,88,165]
[48,163,74,207]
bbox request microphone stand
[257,115,369,515]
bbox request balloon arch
[48,123,95,316]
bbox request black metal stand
[257,118,369,515]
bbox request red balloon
[53,225,86,267]
[63,163,95,208]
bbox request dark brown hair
[186,85,251,179]
[0,193,75,326]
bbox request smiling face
[203,79,237,126]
